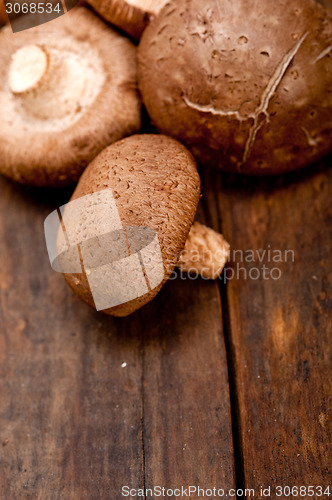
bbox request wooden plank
[0,178,144,499]
[142,277,235,495]
[0,175,236,497]
[208,161,332,497]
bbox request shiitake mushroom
[138,0,332,175]
[52,135,229,316]
[0,7,141,186]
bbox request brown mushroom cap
[0,7,141,187]
[317,0,332,13]
[85,0,168,40]
[61,134,201,316]
[138,0,332,175]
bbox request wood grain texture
[0,176,235,498]
[142,278,235,492]
[0,179,144,500]
[203,159,332,498]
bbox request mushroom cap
[62,134,201,316]
[138,0,332,175]
[0,7,141,187]
[317,0,332,13]
[85,0,168,40]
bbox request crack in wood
[139,330,147,500]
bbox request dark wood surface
[0,157,331,499]
[202,158,332,498]
[0,178,235,498]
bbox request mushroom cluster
[1,0,331,316]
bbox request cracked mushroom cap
[0,7,141,187]
[60,134,201,316]
[138,0,332,175]
[85,0,169,40]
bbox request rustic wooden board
[0,175,235,498]
[0,179,144,500]
[142,278,235,493]
[205,159,332,497]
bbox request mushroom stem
[178,222,230,279]
[9,44,51,95]
[7,42,102,121]
[8,44,71,120]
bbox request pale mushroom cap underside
[5,39,105,130]
[0,7,141,186]
[125,0,167,14]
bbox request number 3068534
[276,485,331,497]
[5,3,61,14]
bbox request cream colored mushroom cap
[0,7,141,186]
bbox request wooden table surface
[0,154,331,499]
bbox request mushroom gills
[85,0,169,40]
[0,7,141,187]
[125,0,167,13]
[7,40,105,127]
